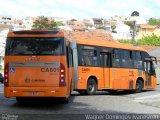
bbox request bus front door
[100,52,110,88]
[144,61,152,87]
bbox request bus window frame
[112,49,121,68]
[99,47,112,68]
[132,51,143,70]
[5,37,66,56]
[77,44,100,67]
[120,49,133,68]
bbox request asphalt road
[0,84,160,120]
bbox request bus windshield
[6,37,65,56]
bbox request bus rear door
[100,52,110,88]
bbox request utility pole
[131,11,139,46]
[132,21,136,45]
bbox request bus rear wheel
[86,78,97,95]
[135,79,144,93]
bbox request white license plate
[29,91,39,95]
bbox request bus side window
[112,49,120,67]
[81,49,98,67]
[93,50,98,66]
[133,51,143,69]
[121,50,132,68]
[100,52,110,68]
[81,49,91,66]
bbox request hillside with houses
[0,15,160,69]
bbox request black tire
[135,80,144,93]
[70,80,73,95]
[86,78,97,95]
[107,90,117,94]
[62,97,69,104]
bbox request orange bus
[70,39,157,95]
[4,30,74,103]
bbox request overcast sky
[0,0,160,19]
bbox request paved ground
[0,84,160,120]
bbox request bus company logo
[25,58,41,61]
[24,78,30,83]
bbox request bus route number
[41,67,59,72]
[82,68,90,73]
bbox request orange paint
[4,30,73,100]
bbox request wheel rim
[136,82,140,90]
[88,82,95,92]
[136,81,142,92]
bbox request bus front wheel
[86,78,97,95]
[135,79,144,93]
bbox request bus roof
[74,39,147,52]
[7,30,146,52]
[7,30,64,37]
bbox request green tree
[137,35,160,46]
[131,11,140,17]
[124,21,133,29]
[55,21,64,26]
[148,18,160,25]
[118,39,132,44]
[32,16,63,30]
[119,35,160,46]
[111,24,116,31]
[110,21,116,29]
[70,19,77,21]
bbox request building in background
[22,16,34,30]
[0,16,13,25]
[138,24,160,38]
[92,18,104,29]
[0,29,9,69]
[111,15,147,24]
[112,22,131,40]
[83,19,95,30]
